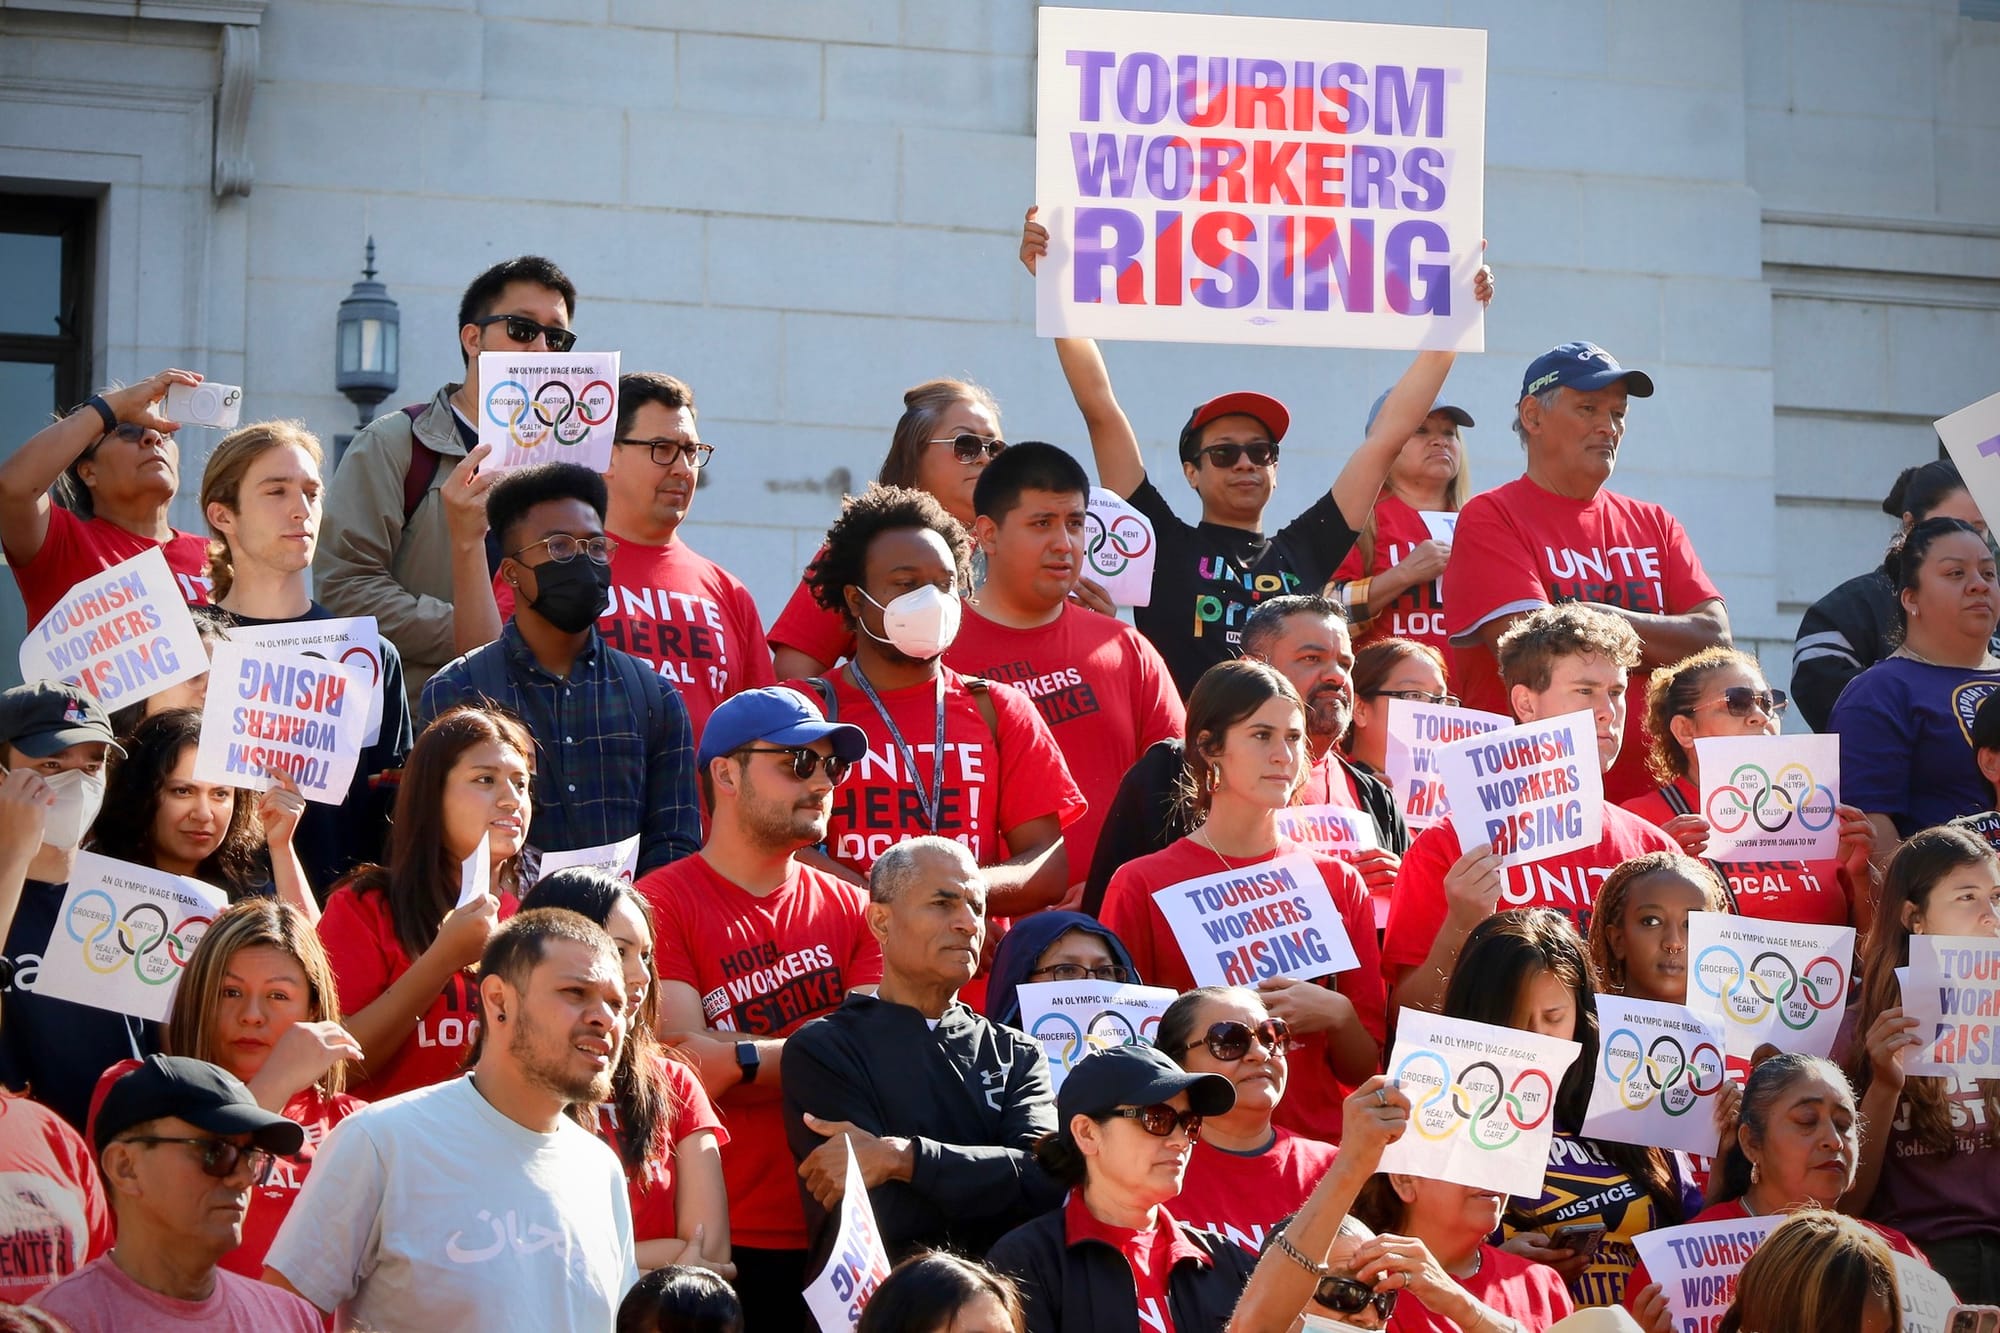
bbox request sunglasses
[1186,1017,1290,1061]
[118,1135,274,1183]
[929,433,1008,464]
[1108,1103,1203,1139]
[1027,962,1134,983]
[469,313,578,354]
[737,745,850,783]
[1369,688,1462,708]
[1198,441,1280,468]
[1689,686,1788,719]
[615,437,716,470]
[1314,1275,1399,1320]
[508,533,616,565]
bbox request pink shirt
[31,1254,322,1331]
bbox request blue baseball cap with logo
[1519,342,1655,400]
[696,686,868,768]
[1364,388,1474,435]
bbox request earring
[1750,1160,1761,1185]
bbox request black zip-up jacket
[1792,562,1900,733]
[988,1206,1257,1333]
[782,991,1062,1261]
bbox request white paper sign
[1383,698,1510,831]
[1937,390,2000,536]
[534,835,643,885]
[1017,980,1180,1090]
[1380,1008,1579,1198]
[1417,510,1459,545]
[476,351,621,476]
[191,640,370,804]
[227,615,385,747]
[1151,851,1358,987]
[1630,1214,1780,1331]
[803,1138,892,1333]
[34,852,229,1022]
[1581,994,1731,1158]
[1693,734,1840,863]
[1435,710,1602,866]
[1033,8,1487,351]
[1894,1251,1957,1333]
[19,547,209,709]
[1900,936,2000,1077]
[1272,805,1380,857]
[1084,487,1156,607]
[1686,911,1854,1062]
[457,833,491,910]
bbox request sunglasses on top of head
[1198,441,1280,468]
[469,313,578,354]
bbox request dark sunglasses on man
[1314,1274,1399,1321]
[736,745,850,784]
[469,313,578,354]
[1198,441,1280,468]
[1184,1017,1290,1061]
[117,1134,276,1185]
[928,433,1007,464]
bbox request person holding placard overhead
[1099,659,1385,1146]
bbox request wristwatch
[735,1040,761,1085]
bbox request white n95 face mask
[860,584,962,660]
[40,768,106,850]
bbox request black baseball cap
[94,1055,306,1157]
[0,682,121,758]
[1058,1043,1235,1127]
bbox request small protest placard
[1894,1251,1956,1333]
[1937,390,2000,535]
[191,640,370,805]
[1273,805,1379,858]
[19,548,209,709]
[1900,936,2000,1078]
[1693,734,1840,862]
[534,835,642,885]
[1017,980,1179,1091]
[1383,699,1510,831]
[457,834,491,911]
[1630,1214,1780,1331]
[1581,994,1731,1158]
[1434,710,1602,866]
[1686,911,1854,1062]
[477,351,620,476]
[227,615,385,747]
[1085,487,1155,607]
[1418,511,1459,545]
[803,1139,892,1333]
[34,852,228,1022]
[1151,851,1358,988]
[1380,1008,1579,1198]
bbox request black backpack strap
[805,676,838,722]
[961,677,1000,746]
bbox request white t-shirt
[264,1074,636,1332]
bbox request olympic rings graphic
[1704,760,1837,838]
[1394,1049,1557,1150]
[1693,945,1845,1030]
[1600,1027,1725,1116]
[483,378,614,451]
[1028,1009,1165,1070]
[1084,510,1153,578]
[63,889,214,986]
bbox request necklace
[1194,825,1277,872]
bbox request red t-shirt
[494,534,774,737]
[946,603,1184,881]
[1381,804,1678,971]
[595,1053,730,1245]
[1330,494,1451,656]
[1443,477,1722,804]
[1101,839,1387,1144]
[0,1091,111,1306]
[1390,1243,1575,1332]
[1297,749,1364,809]
[225,1085,366,1279]
[1171,1128,1339,1254]
[9,506,214,627]
[768,558,855,668]
[1622,780,1852,927]
[639,853,882,1250]
[792,666,1088,878]
[1062,1190,1208,1329]
[316,882,518,1103]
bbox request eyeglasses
[615,437,715,470]
[508,533,616,565]
[1687,686,1788,719]
[469,313,578,354]
[1107,1103,1203,1140]
[928,433,1008,464]
[736,745,850,783]
[1368,688,1462,708]
[1313,1275,1398,1320]
[118,1135,275,1183]
[1185,1017,1290,1061]
[1197,441,1280,468]
[1026,963,1134,984]
[84,422,169,459]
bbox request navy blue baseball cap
[1058,1043,1235,1127]
[1365,387,1474,435]
[697,686,867,768]
[1520,342,1655,399]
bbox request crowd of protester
[0,237,1992,1333]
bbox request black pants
[1921,1232,2000,1306]
[731,1244,809,1331]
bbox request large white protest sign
[803,1139,892,1333]
[1418,511,1459,545]
[1018,980,1179,1090]
[1435,710,1601,866]
[457,834,491,911]
[1693,734,1840,862]
[1084,487,1155,607]
[1686,911,1854,1062]
[477,351,620,476]
[34,852,228,1023]
[1273,805,1379,857]
[228,615,385,747]
[534,835,643,885]
[1383,698,1509,831]
[1894,1251,1957,1333]
[1900,936,2000,1078]
[1581,994,1731,1158]
[19,548,209,709]
[1630,1214,1780,1332]
[191,640,370,804]
[1034,9,1487,351]
[1152,851,1358,988]
[1380,1009,1578,1198]
[1937,390,2000,535]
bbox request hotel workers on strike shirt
[1623,779,1853,927]
[1328,493,1452,655]
[946,602,1185,881]
[637,853,882,1251]
[494,535,775,736]
[7,505,214,626]
[1443,476,1722,805]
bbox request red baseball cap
[1179,392,1290,462]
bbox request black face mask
[525,558,610,633]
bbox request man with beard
[263,909,637,1329]
[638,687,881,1331]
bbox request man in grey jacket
[313,255,577,703]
